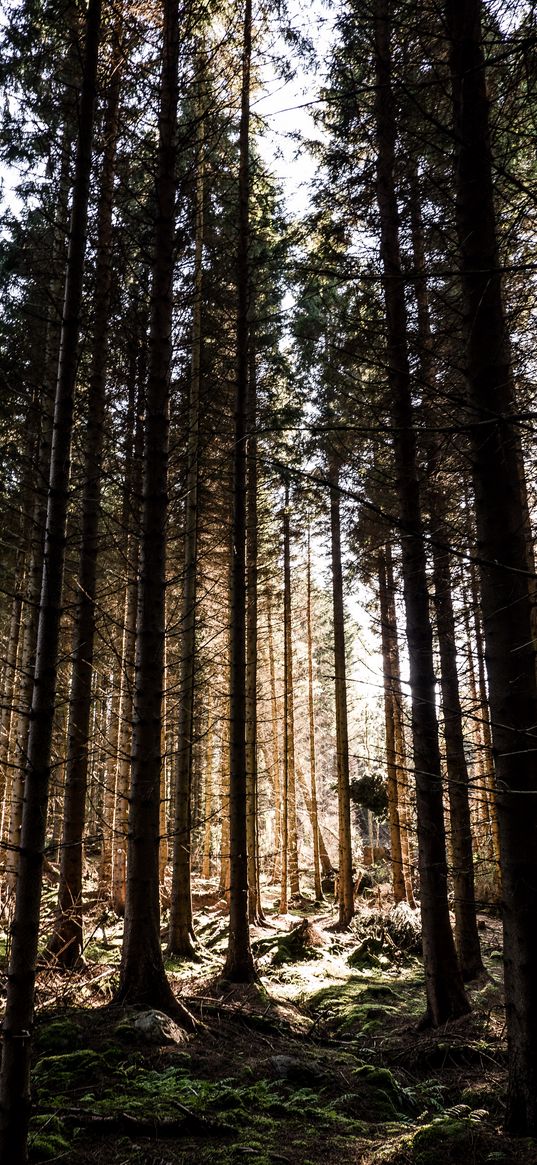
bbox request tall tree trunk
[296,768,333,884]
[432,547,484,979]
[99,637,122,896]
[384,545,414,896]
[111,367,144,916]
[168,97,204,957]
[223,0,256,982]
[0,540,26,852]
[48,21,122,965]
[328,459,354,927]
[218,713,231,900]
[114,0,188,1018]
[447,0,537,1129]
[246,347,263,922]
[0,4,102,1156]
[373,0,469,1024]
[407,164,483,979]
[381,545,415,903]
[468,564,501,878]
[282,493,300,904]
[201,697,214,879]
[306,529,323,901]
[266,586,282,882]
[0,564,24,848]
[378,547,406,904]
[4,139,71,894]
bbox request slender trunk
[159,632,169,886]
[218,714,231,899]
[111,372,144,916]
[48,23,122,965]
[432,548,484,979]
[223,0,255,982]
[201,699,214,879]
[328,460,354,927]
[246,354,263,922]
[0,396,46,847]
[266,587,282,882]
[99,645,121,895]
[469,565,501,875]
[0,581,23,854]
[378,547,406,904]
[296,768,332,885]
[168,88,205,957]
[373,0,468,1024]
[447,0,537,1128]
[5,143,71,893]
[0,4,102,1156]
[115,0,186,1017]
[384,545,415,903]
[282,494,300,902]
[306,530,323,901]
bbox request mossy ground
[7,884,535,1164]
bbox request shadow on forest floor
[3,877,536,1164]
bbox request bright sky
[252,0,334,217]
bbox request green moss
[35,1017,83,1055]
[28,1114,70,1162]
[34,1048,114,1093]
[460,1081,501,1113]
[350,1064,415,1122]
[410,1117,478,1164]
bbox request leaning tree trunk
[373,0,469,1025]
[0,3,102,1157]
[114,0,190,1019]
[223,0,256,982]
[447,0,537,1131]
[48,20,122,966]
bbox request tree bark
[328,459,354,927]
[468,564,501,877]
[115,0,185,1015]
[378,547,407,905]
[4,139,71,894]
[266,586,282,883]
[246,348,263,922]
[306,528,323,901]
[111,370,144,916]
[48,19,122,965]
[168,85,205,959]
[0,3,102,1156]
[282,493,300,905]
[432,546,484,979]
[446,0,537,1129]
[223,0,256,982]
[373,0,469,1024]
[407,161,483,978]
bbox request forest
[0,0,536,1162]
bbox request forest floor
[5,872,537,1165]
